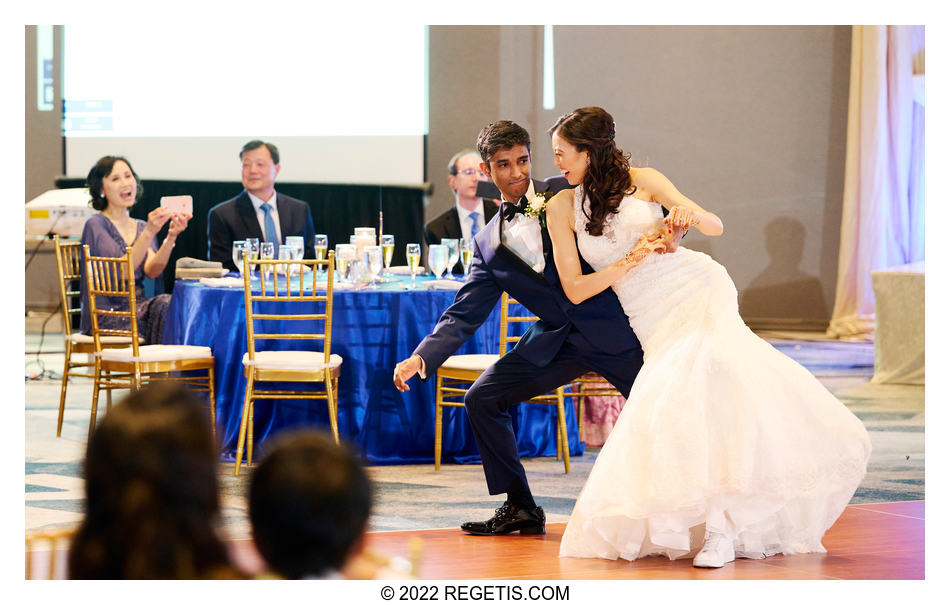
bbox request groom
[394,121,658,536]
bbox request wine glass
[428,244,449,280]
[259,241,275,283]
[381,234,395,275]
[232,240,247,276]
[460,238,474,277]
[405,243,421,290]
[286,236,304,260]
[441,238,460,278]
[335,243,356,284]
[245,238,260,278]
[314,234,328,275]
[364,245,383,286]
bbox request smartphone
[160,195,193,215]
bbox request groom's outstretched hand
[394,354,423,392]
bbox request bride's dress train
[559,187,871,561]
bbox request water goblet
[278,244,294,279]
[441,238,460,278]
[405,243,421,290]
[364,245,383,286]
[460,238,474,277]
[428,244,449,280]
[232,240,247,277]
[335,243,356,284]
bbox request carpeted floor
[25,328,924,541]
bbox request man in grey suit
[207,140,316,271]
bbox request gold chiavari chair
[434,292,571,473]
[564,373,624,442]
[234,252,341,475]
[53,237,140,437]
[25,526,76,580]
[84,246,216,441]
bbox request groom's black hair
[476,121,531,164]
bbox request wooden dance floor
[351,500,924,580]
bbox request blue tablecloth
[163,274,583,464]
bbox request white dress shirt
[501,181,545,273]
[456,199,485,242]
[248,190,283,244]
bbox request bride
[544,107,872,568]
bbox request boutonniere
[524,193,549,218]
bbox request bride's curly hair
[548,107,633,237]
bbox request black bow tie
[502,197,529,222]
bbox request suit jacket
[424,199,499,273]
[207,190,316,271]
[413,178,640,373]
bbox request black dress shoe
[461,502,545,535]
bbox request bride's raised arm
[632,168,723,237]
[546,190,665,305]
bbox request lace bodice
[572,186,665,271]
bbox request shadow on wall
[739,216,827,320]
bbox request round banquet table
[162,272,584,464]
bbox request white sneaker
[693,531,735,568]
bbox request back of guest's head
[240,140,280,164]
[86,155,143,211]
[249,430,372,579]
[476,121,531,164]
[68,383,235,579]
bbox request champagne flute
[381,234,395,275]
[245,238,260,278]
[441,238,460,278]
[460,238,474,277]
[364,245,383,286]
[232,240,247,277]
[428,244,448,280]
[405,243,421,290]
[259,241,275,284]
[314,234,328,276]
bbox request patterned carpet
[25,330,924,541]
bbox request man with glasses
[424,149,496,274]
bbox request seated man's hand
[393,354,423,392]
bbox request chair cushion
[242,350,343,371]
[100,345,213,362]
[440,354,499,372]
[70,333,142,345]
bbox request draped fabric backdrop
[827,25,925,339]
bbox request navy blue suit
[207,190,316,271]
[413,179,644,499]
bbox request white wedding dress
[559,187,872,561]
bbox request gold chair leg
[56,342,72,437]
[207,366,217,444]
[556,389,570,474]
[577,394,585,442]
[234,374,255,476]
[105,370,113,411]
[89,362,102,443]
[326,368,340,444]
[248,399,255,467]
[434,375,444,471]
